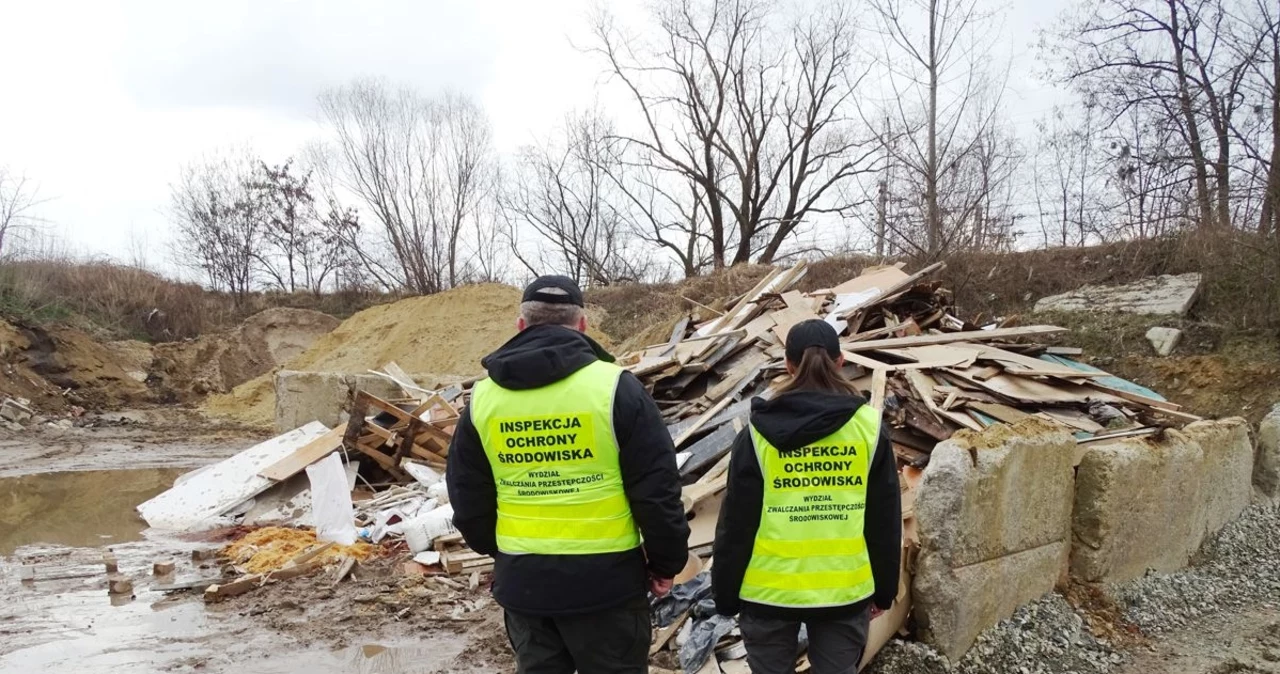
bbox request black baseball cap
[522,275,585,307]
[785,319,841,364]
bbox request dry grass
[0,257,392,342]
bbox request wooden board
[687,491,724,548]
[870,368,888,412]
[905,370,983,432]
[1038,409,1106,433]
[842,325,1069,352]
[257,427,346,482]
[966,402,1031,424]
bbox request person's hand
[869,605,885,620]
[649,575,674,598]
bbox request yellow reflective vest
[469,359,640,555]
[739,405,882,608]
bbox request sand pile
[154,308,340,396]
[202,283,611,428]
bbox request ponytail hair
[776,346,861,397]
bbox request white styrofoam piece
[138,421,331,530]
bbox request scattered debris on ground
[133,261,1209,674]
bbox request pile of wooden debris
[619,260,1197,476]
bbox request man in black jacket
[448,275,690,674]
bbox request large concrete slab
[912,419,1077,661]
[1256,404,1280,501]
[1033,273,1202,316]
[274,371,406,432]
[1071,418,1254,583]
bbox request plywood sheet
[258,427,346,482]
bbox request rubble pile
[133,261,1202,674]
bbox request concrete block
[1181,418,1253,532]
[1034,272,1201,316]
[1258,404,1280,500]
[273,371,404,432]
[912,419,1077,661]
[1145,326,1182,356]
[1071,419,1254,583]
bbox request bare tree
[502,111,645,286]
[0,168,48,257]
[248,159,318,293]
[866,0,1008,258]
[589,0,878,275]
[169,152,262,303]
[1047,0,1263,232]
[1032,104,1110,247]
[313,80,498,294]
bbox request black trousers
[503,599,650,674]
[739,610,871,674]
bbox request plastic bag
[679,614,736,674]
[306,453,358,546]
[402,504,457,552]
[652,569,713,627]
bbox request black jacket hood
[480,324,616,390]
[749,390,867,450]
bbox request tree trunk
[1261,40,1280,238]
[876,178,888,258]
[926,0,941,257]
[1167,0,1215,230]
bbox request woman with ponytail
[712,319,901,674]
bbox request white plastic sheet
[306,453,358,546]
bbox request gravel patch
[1114,502,1280,634]
[868,502,1280,674]
[867,595,1120,674]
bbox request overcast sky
[0,0,1069,270]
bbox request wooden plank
[679,419,744,478]
[835,262,946,319]
[687,491,723,548]
[1038,408,1106,433]
[696,450,734,485]
[154,577,224,592]
[870,368,888,412]
[967,402,1031,424]
[1044,346,1084,356]
[382,362,430,398]
[681,475,727,513]
[694,267,784,338]
[770,306,821,344]
[674,376,748,447]
[704,352,769,403]
[1084,381,1183,411]
[842,326,1069,352]
[257,427,347,481]
[905,370,982,432]
[650,611,690,655]
[1077,427,1160,444]
[204,574,264,601]
[845,319,919,343]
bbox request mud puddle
[0,468,184,555]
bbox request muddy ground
[0,412,511,674]
[1,410,1275,674]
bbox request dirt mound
[203,283,613,427]
[0,319,152,412]
[154,308,340,397]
